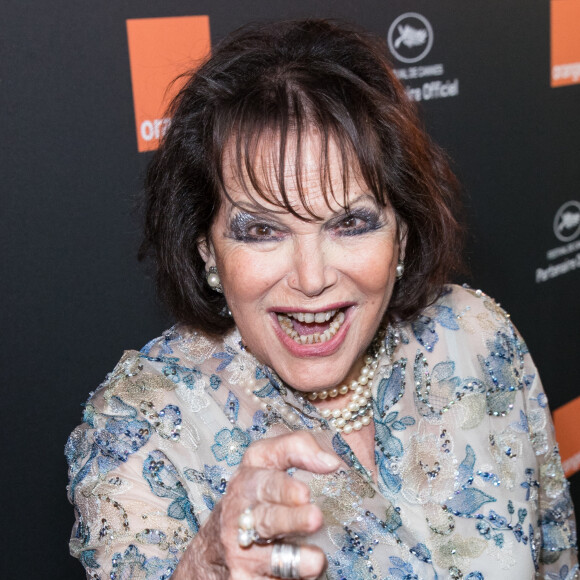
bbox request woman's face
[200,135,404,392]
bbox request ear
[197,235,216,269]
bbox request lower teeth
[278,311,345,344]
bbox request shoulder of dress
[84,325,245,413]
[139,325,242,369]
[390,285,533,419]
[82,349,180,418]
[430,283,513,327]
[394,284,522,359]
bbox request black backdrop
[2,1,579,577]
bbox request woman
[66,19,577,579]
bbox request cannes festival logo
[388,13,434,64]
[554,200,580,242]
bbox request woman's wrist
[172,504,228,580]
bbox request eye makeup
[225,200,387,243]
[327,207,385,237]
[227,211,285,242]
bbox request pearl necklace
[305,343,385,435]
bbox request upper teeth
[286,309,337,323]
[276,309,346,344]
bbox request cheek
[217,250,280,307]
[348,246,399,295]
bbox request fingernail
[317,451,340,469]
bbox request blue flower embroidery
[182,368,203,389]
[93,416,151,467]
[327,549,376,579]
[249,410,269,438]
[410,543,432,563]
[209,374,221,390]
[184,464,228,509]
[493,533,505,548]
[411,305,460,352]
[412,315,438,352]
[375,410,414,494]
[445,488,496,516]
[141,333,175,356]
[480,329,526,416]
[143,451,199,533]
[212,427,251,466]
[212,345,237,371]
[110,545,177,580]
[79,549,99,569]
[388,556,419,580]
[326,530,381,579]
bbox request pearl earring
[206,266,223,293]
[395,262,404,279]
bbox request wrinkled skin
[172,432,340,579]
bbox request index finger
[242,431,341,473]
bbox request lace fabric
[66,285,578,579]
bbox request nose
[287,235,337,297]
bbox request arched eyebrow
[226,199,289,218]
[225,192,379,222]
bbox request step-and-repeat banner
[2,1,578,577]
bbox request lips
[269,303,354,358]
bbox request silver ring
[237,507,274,548]
[271,542,301,579]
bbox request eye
[249,224,274,237]
[228,212,285,242]
[338,216,361,230]
[330,209,382,236]
[331,207,383,236]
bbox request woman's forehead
[221,131,369,216]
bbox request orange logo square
[126,15,211,152]
[551,0,580,87]
[553,396,580,477]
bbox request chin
[268,343,363,393]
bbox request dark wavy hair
[139,19,463,336]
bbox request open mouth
[276,308,347,344]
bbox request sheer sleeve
[523,349,578,578]
[65,352,208,579]
[471,290,578,576]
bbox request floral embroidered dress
[66,285,578,579]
